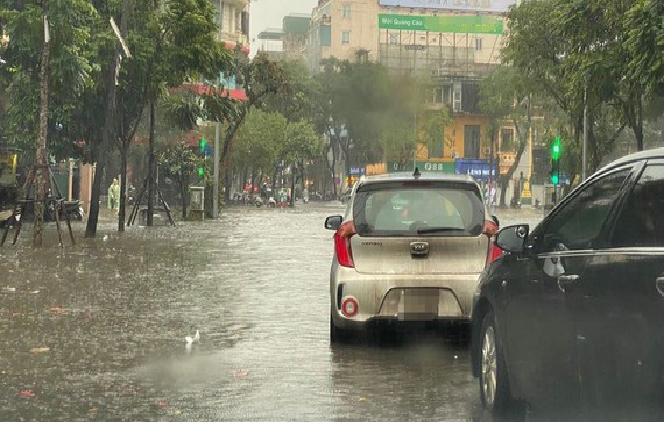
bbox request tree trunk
[118,141,128,231]
[117,0,130,232]
[224,165,233,204]
[147,99,156,226]
[635,97,644,151]
[289,163,296,208]
[180,177,187,219]
[499,101,531,207]
[34,1,51,246]
[86,52,118,238]
[272,162,279,192]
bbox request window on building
[342,4,351,18]
[341,31,350,44]
[389,33,398,44]
[475,37,482,51]
[236,12,241,32]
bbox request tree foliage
[503,0,663,176]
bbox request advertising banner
[455,159,498,181]
[378,0,516,14]
[379,13,503,34]
[387,161,456,173]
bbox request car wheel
[330,312,346,343]
[479,310,512,412]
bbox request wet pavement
[0,203,544,422]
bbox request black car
[471,148,663,419]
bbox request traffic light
[551,136,561,185]
[198,165,204,182]
[199,138,207,154]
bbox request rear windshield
[352,181,485,237]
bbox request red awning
[224,43,250,55]
[169,84,248,101]
[131,131,204,147]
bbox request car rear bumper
[330,266,482,328]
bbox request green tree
[203,51,286,203]
[0,0,100,154]
[480,66,539,205]
[132,0,230,229]
[315,59,394,193]
[233,108,285,193]
[157,141,202,219]
[279,119,321,207]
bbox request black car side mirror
[495,224,529,253]
[492,215,500,227]
[325,215,343,231]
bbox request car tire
[479,310,512,412]
[330,312,346,343]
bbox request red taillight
[483,219,503,266]
[333,221,356,268]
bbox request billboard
[378,0,516,13]
[378,14,503,34]
[455,159,498,181]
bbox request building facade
[210,0,250,48]
[308,0,381,73]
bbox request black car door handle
[557,274,579,293]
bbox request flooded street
[0,204,543,422]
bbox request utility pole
[34,4,51,247]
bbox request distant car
[324,170,500,342]
[471,148,664,417]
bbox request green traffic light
[552,137,561,160]
[551,173,559,185]
[198,167,204,177]
[199,138,207,150]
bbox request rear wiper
[416,227,466,234]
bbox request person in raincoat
[108,178,120,210]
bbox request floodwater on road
[0,203,543,422]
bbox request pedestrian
[108,178,120,210]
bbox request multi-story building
[256,14,311,62]
[307,0,380,73]
[210,0,250,50]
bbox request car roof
[599,147,663,174]
[359,172,477,184]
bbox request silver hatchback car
[325,170,501,341]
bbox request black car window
[540,169,630,251]
[610,164,664,248]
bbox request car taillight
[333,221,356,268]
[483,219,503,266]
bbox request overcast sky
[249,0,318,56]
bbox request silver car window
[353,181,484,237]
